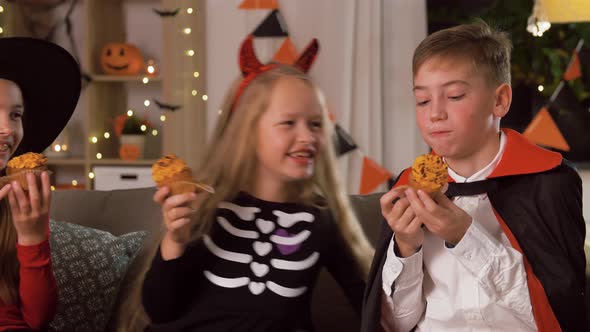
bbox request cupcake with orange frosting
[152,154,214,195]
[5,152,49,191]
[408,154,448,196]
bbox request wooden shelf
[4,0,204,190]
[90,158,156,166]
[47,158,86,166]
[90,75,162,83]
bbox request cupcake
[152,154,214,195]
[408,154,448,196]
[5,152,49,191]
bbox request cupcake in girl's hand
[5,152,50,191]
[152,154,214,195]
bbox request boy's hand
[5,172,51,246]
[153,186,200,260]
[380,187,424,257]
[405,187,471,246]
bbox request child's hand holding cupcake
[0,152,52,245]
[151,154,214,259]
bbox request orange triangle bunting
[523,107,570,151]
[564,52,582,81]
[359,156,392,195]
[328,110,336,122]
[238,0,279,10]
[272,38,298,64]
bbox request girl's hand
[5,172,51,246]
[153,186,199,260]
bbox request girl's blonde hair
[0,200,19,305]
[190,64,373,273]
[118,64,373,331]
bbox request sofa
[48,188,383,331]
[48,187,589,331]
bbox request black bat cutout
[153,99,182,111]
[153,8,180,17]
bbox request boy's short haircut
[413,20,512,87]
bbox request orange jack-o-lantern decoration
[100,43,145,75]
[119,144,141,160]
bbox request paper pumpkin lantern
[100,43,145,75]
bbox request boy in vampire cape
[361,22,586,332]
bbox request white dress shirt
[381,132,537,332]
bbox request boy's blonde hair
[413,20,512,87]
[117,65,374,331]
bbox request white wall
[203,2,590,240]
[204,0,368,137]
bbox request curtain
[205,0,428,192]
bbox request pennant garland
[522,40,588,152]
[360,156,393,195]
[252,9,288,37]
[333,124,358,156]
[237,3,392,193]
[272,37,298,64]
[523,107,570,151]
[238,0,279,10]
[563,52,582,81]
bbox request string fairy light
[527,0,551,37]
[182,4,208,116]
[0,3,5,35]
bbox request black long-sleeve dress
[142,192,364,332]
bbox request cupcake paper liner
[0,169,53,191]
[159,180,215,196]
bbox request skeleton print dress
[142,191,365,332]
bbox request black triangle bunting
[252,9,288,37]
[333,124,358,156]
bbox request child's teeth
[0,144,8,152]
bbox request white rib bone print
[203,201,320,297]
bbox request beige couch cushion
[49,188,384,331]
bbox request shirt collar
[447,131,507,183]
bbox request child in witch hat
[0,37,80,331]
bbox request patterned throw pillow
[48,220,147,332]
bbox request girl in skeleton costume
[141,36,374,332]
[0,38,80,331]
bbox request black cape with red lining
[361,128,587,332]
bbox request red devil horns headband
[232,35,320,112]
